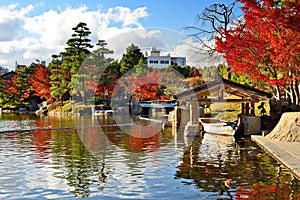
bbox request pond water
[0,114,300,199]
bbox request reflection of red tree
[127,134,160,153]
[235,183,300,199]
[75,124,161,154]
[32,130,52,160]
[31,118,52,160]
[124,125,161,153]
[80,124,121,152]
[106,127,121,145]
[80,128,110,153]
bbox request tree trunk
[275,85,281,100]
[80,91,86,105]
[294,79,299,106]
[290,79,296,105]
[226,67,231,80]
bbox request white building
[145,47,186,68]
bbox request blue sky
[3,0,231,30]
[0,0,240,69]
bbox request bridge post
[184,97,202,138]
[190,99,199,125]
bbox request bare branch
[185,1,237,58]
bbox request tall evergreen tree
[67,22,93,55]
[62,22,94,94]
[73,40,116,104]
[49,54,69,107]
[14,66,32,107]
[48,22,94,106]
[120,43,145,75]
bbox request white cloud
[106,6,148,28]
[0,3,34,41]
[0,3,220,71]
[104,27,222,67]
[0,4,149,69]
[105,28,165,60]
[170,38,223,67]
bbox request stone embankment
[252,112,300,179]
[266,112,300,142]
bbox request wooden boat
[199,118,235,136]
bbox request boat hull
[200,118,235,136]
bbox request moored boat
[199,118,235,136]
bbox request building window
[149,60,158,64]
[160,60,169,64]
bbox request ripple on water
[0,120,37,133]
[0,116,300,199]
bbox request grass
[48,100,93,114]
[43,95,271,120]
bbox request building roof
[175,78,272,102]
[0,71,17,80]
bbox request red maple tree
[30,63,51,100]
[5,75,31,104]
[216,0,300,105]
[130,69,169,100]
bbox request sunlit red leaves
[130,70,167,100]
[30,64,51,99]
[269,79,283,86]
[217,0,300,90]
[235,182,300,200]
[4,75,31,101]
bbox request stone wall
[244,115,261,136]
[266,112,300,142]
[167,106,190,129]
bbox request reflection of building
[145,47,186,68]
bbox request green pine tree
[62,22,94,95]
[49,54,69,108]
[74,40,116,104]
[14,65,32,107]
[48,22,94,107]
[120,43,145,75]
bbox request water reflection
[175,132,300,199]
[0,114,37,132]
[0,114,299,199]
